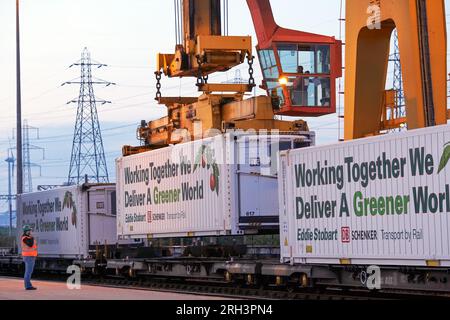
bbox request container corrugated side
[116,137,231,238]
[279,124,450,267]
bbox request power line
[0,67,70,103]
[0,66,258,124]
[108,65,153,69]
[0,123,139,145]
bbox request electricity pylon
[63,47,115,185]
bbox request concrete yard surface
[0,277,231,300]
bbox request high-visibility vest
[21,236,38,257]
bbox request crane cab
[247,0,342,117]
[258,40,341,117]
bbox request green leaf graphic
[193,145,207,172]
[193,151,201,172]
[206,147,213,164]
[438,144,450,174]
[72,196,77,227]
[213,164,220,195]
[63,192,68,209]
[213,163,219,177]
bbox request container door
[87,187,117,246]
[238,174,279,228]
[236,136,282,233]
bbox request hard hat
[22,225,32,232]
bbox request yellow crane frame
[345,0,448,139]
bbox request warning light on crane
[278,77,288,86]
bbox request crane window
[266,83,285,107]
[288,76,331,107]
[264,66,279,79]
[277,44,298,73]
[278,44,331,75]
[259,50,279,79]
[315,45,331,74]
[258,44,332,109]
[260,49,277,69]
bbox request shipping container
[116,132,314,239]
[16,184,118,259]
[279,124,450,267]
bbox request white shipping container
[116,132,314,239]
[16,184,118,259]
[279,124,450,267]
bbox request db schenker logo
[341,227,350,243]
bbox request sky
[0,0,449,214]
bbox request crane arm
[245,0,278,47]
[246,0,341,50]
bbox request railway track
[1,271,391,300]
[82,277,450,300]
[82,277,377,300]
[3,265,449,300]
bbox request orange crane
[124,0,341,155]
[155,0,343,117]
[124,0,449,155]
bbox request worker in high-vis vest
[21,225,38,290]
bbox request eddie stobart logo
[193,145,220,196]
